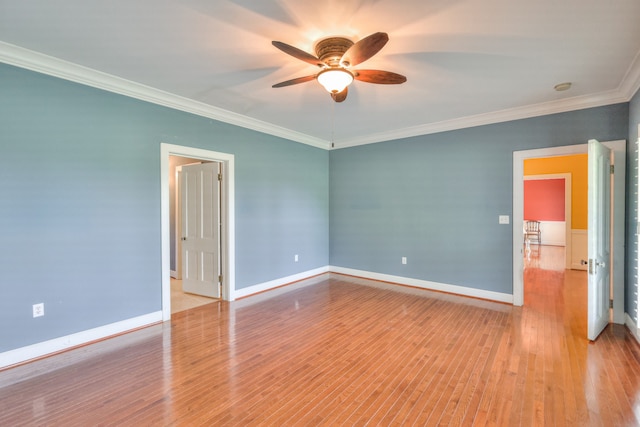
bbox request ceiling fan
[271,32,407,103]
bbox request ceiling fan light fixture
[317,69,354,94]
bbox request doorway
[523,172,573,269]
[170,158,221,312]
[161,143,236,321]
[512,141,626,326]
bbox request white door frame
[161,143,235,320]
[512,140,625,324]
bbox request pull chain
[330,100,335,148]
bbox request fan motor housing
[315,37,354,66]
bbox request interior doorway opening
[169,156,221,313]
[513,141,626,328]
[523,172,573,269]
[161,143,236,321]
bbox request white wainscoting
[571,229,588,270]
[539,221,566,246]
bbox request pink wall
[524,179,565,221]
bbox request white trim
[0,41,329,150]
[610,141,626,324]
[636,136,640,334]
[329,266,513,304]
[2,41,638,152]
[161,144,236,321]
[332,91,631,149]
[524,173,572,268]
[512,140,625,324]
[619,49,640,102]
[174,165,183,280]
[232,267,329,300]
[625,313,640,345]
[0,311,161,370]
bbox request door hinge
[610,165,614,174]
[218,173,222,181]
[218,274,223,283]
[610,299,614,309]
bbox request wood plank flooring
[2,250,640,425]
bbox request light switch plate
[498,215,510,225]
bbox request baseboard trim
[329,266,513,304]
[625,313,640,344]
[232,266,330,300]
[0,311,162,370]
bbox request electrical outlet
[402,257,407,265]
[33,303,44,318]
[294,254,299,262]
[499,215,510,225]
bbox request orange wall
[524,154,587,229]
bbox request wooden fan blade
[272,75,316,88]
[341,32,389,67]
[354,70,407,84]
[331,87,348,103]
[272,41,325,68]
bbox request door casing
[161,143,235,321]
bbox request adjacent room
[1,0,640,424]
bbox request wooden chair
[524,220,541,245]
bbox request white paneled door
[587,139,611,341]
[181,162,221,298]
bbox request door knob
[182,237,187,241]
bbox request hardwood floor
[2,255,640,426]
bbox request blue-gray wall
[627,88,640,322]
[329,105,629,295]
[0,63,329,352]
[1,59,637,357]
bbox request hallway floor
[170,278,216,314]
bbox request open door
[181,162,221,298]
[587,139,611,341]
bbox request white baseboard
[0,267,516,369]
[170,269,178,279]
[329,266,513,304]
[625,313,640,344]
[232,266,330,299]
[0,311,162,370]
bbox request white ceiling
[1,0,639,149]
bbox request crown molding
[332,89,632,149]
[0,41,330,150]
[2,41,639,152]
[619,48,640,100]
[333,48,640,149]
